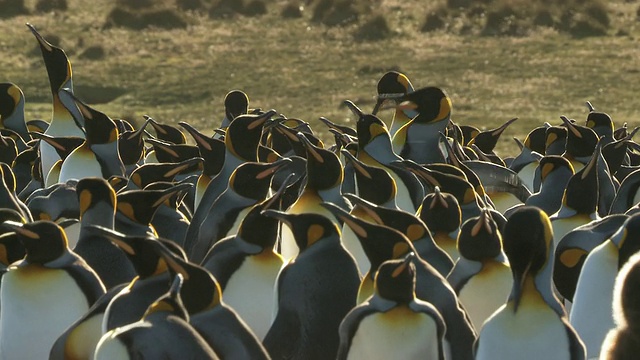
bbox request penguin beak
[560,116,582,138]
[392,252,415,278]
[3,221,38,239]
[471,209,493,237]
[344,100,364,118]
[248,109,277,130]
[261,173,296,210]
[340,149,372,179]
[256,157,292,180]
[26,23,53,52]
[296,132,323,163]
[86,225,136,255]
[320,202,368,238]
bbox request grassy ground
[2,0,640,156]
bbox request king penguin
[322,202,477,360]
[570,213,640,358]
[600,252,640,360]
[418,186,463,262]
[262,211,361,360]
[27,24,85,178]
[337,253,446,360]
[72,177,137,289]
[94,274,220,360]
[475,206,586,360]
[0,220,106,360]
[447,209,513,332]
[0,82,31,142]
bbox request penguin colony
[2,24,640,360]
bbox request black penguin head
[560,115,598,158]
[467,117,518,154]
[76,177,116,218]
[229,158,291,200]
[262,210,340,253]
[225,110,276,161]
[27,24,72,94]
[345,193,428,243]
[538,155,574,183]
[87,225,181,278]
[503,206,553,310]
[224,90,249,121]
[373,71,414,114]
[586,111,614,138]
[30,132,84,160]
[116,183,192,225]
[0,83,22,122]
[297,132,343,190]
[145,115,186,145]
[340,149,397,205]
[4,220,68,265]
[562,144,599,214]
[418,186,462,233]
[397,86,451,124]
[613,252,640,330]
[179,122,226,177]
[143,273,189,321]
[129,157,202,190]
[457,209,503,261]
[322,202,414,278]
[523,124,550,155]
[375,252,417,303]
[63,92,119,146]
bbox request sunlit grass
[2,0,640,157]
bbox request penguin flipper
[446,258,482,294]
[562,316,587,360]
[64,255,107,305]
[262,306,301,359]
[191,306,270,360]
[337,305,379,360]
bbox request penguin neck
[362,135,400,164]
[81,202,115,230]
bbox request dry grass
[2,0,640,156]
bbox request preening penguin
[0,220,106,360]
[337,253,446,360]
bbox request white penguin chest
[347,306,441,360]
[0,266,90,360]
[59,145,103,182]
[476,303,571,360]
[458,262,513,331]
[223,252,283,340]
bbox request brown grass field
[2,0,640,156]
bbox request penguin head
[418,187,461,234]
[30,132,84,160]
[297,132,343,190]
[88,225,182,278]
[4,220,68,265]
[0,209,27,266]
[502,206,553,310]
[224,90,249,122]
[322,201,414,278]
[69,95,118,146]
[116,183,192,226]
[345,193,429,243]
[76,177,116,218]
[457,209,503,262]
[228,158,291,200]
[396,86,451,124]
[586,111,614,138]
[538,155,574,183]
[612,252,640,329]
[225,110,276,161]
[373,71,414,114]
[143,273,189,321]
[118,118,151,166]
[145,116,186,145]
[561,142,600,214]
[178,122,226,177]
[0,83,23,123]
[27,23,72,94]
[144,138,200,164]
[610,213,640,269]
[374,252,416,304]
[560,115,598,158]
[238,173,295,252]
[523,124,549,155]
[262,210,340,252]
[128,157,202,190]
[341,149,397,206]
